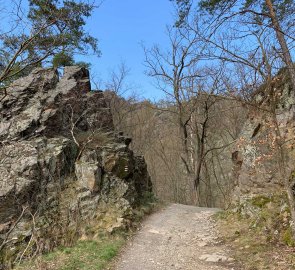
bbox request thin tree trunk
[265,0,295,90]
[194,103,209,190]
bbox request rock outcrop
[232,70,295,199]
[0,66,152,268]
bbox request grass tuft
[16,236,125,270]
[215,194,295,269]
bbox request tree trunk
[194,106,209,190]
[265,0,295,91]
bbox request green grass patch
[250,195,272,208]
[16,235,125,270]
[282,227,295,247]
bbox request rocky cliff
[0,66,152,268]
[232,70,295,200]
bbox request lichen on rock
[232,70,295,198]
[0,66,152,269]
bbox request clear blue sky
[82,0,176,100]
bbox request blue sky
[83,0,176,100]
[2,0,176,100]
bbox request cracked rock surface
[0,66,152,268]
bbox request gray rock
[199,253,234,263]
[0,66,113,141]
[0,66,152,268]
[75,160,102,192]
[233,70,295,200]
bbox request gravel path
[113,204,238,270]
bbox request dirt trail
[113,204,238,270]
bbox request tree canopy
[0,0,100,85]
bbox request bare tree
[143,26,241,205]
[182,1,295,236]
[173,0,295,89]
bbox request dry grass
[75,130,115,149]
[215,195,295,270]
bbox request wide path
[113,204,239,270]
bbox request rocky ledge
[0,66,152,268]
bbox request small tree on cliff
[0,0,100,88]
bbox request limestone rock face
[233,71,295,199]
[0,67,152,268]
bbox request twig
[0,205,28,251]
[16,209,38,265]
